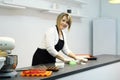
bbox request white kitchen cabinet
[0,0,26,9]
[46,0,87,18]
[93,18,117,55]
[0,0,87,18]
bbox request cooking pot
[0,55,18,72]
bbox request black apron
[32,26,64,66]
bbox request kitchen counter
[1,54,120,80]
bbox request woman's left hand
[64,59,71,64]
[75,58,88,64]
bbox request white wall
[0,0,100,68]
[101,0,120,55]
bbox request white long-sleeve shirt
[39,26,72,57]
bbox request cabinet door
[93,18,117,55]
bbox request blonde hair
[56,13,72,31]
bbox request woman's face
[59,15,69,30]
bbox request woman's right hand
[63,59,70,64]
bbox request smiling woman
[32,12,82,66]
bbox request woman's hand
[63,59,70,64]
[75,58,88,64]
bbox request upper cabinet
[0,0,87,18]
[45,0,87,18]
[0,0,26,9]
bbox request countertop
[1,54,120,80]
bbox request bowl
[55,62,64,68]
[0,55,18,72]
[0,57,6,69]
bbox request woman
[32,13,79,66]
